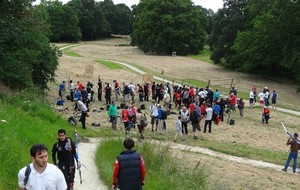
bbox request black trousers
[181,121,188,134]
[59,163,75,190]
[204,120,212,133]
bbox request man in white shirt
[149,100,158,132]
[204,104,213,133]
[18,144,67,190]
[75,98,88,129]
[249,89,254,108]
[258,91,265,107]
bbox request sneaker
[282,168,287,172]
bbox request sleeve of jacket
[112,158,120,186]
[52,143,57,165]
[140,155,146,185]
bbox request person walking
[69,80,75,102]
[179,106,189,134]
[204,104,213,133]
[174,115,185,142]
[52,129,78,190]
[59,81,66,100]
[190,109,200,139]
[149,100,158,132]
[18,144,67,190]
[108,101,118,130]
[237,98,245,118]
[112,138,146,190]
[282,133,300,173]
[74,98,88,129]
[122,105,131,136]
[136,108,146,139]
[271,90,278,110]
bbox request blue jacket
[157,109,163,120]
[117,150,141,190]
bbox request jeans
[284,151,298,172]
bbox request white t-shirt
[249,91,254,99]
[258,92,265,101]
[18,163,67,190]
[149,104,158,117]
[205,107,213,120]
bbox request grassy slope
[0,93,85,189]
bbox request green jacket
[108,105,117,116]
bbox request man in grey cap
[282,133,300,173]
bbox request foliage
[131,0,207,55]
[67,0,110,40]
[0,0,61,90]
[208,0,300,90]
[45,1,81,42]
[100,0,132,35]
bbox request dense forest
[0,0,299,91]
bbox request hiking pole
[75,130,83,184]
[280,122,300,144]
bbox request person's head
[178,115,181,120]
[157,104,161,109]
[137,108,141,113]
[112,101,115,105]
[58,128,66,141]
[30,144,48,168]
[123,138,135,150]
[182,106,187,112]
[152,100,156,104]
[70,80,73,83]
[124,105,128,109]
[294,133,298,138]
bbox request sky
[36,0,224,13]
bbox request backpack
[162,110,168,120]
[229,119,235,125]
[23,164,31,187]
[68,116,77,126]
[56,99,64,106]
[141,114,148,127]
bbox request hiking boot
[282,168,287,172]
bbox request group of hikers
[58,78,282,138]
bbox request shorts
[192,123,200,132]
[260,100,264,105]
[272,99,276,104]
[151,116,158,125]
[249,98,254,103]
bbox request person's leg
[292,153,298,173]
[283,152,293,171]
[208,120,212,133]
[81,112,86,129]
[204,120,208,133]
[112,116,117,130]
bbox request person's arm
[112,158,120,189]
[140,156,146,185]
[286,138,292,145]
[52,143,57,165]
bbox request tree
[45,1,81,42]
[232,0,300,90]
[68,0,110,40]
[208,0,247,67]
[100,0,132,35]
[131,0,207,55]
[0,0,61,90]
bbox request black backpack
[23,164,31,187]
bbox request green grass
[95,60,123,69]
[64,51,82,57]
[96,139,211,190]
[189,45,213,64]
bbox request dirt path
[74,138,108,190]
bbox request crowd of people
[57,78,281,136]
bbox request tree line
[1,0,299,91]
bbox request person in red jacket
[112,138,146,190]
[122,105,131,135]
